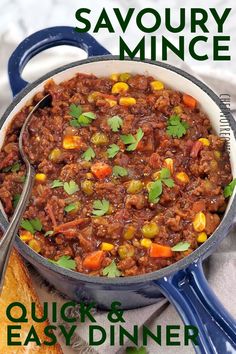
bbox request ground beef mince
[0,73,233,277]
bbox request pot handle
[8,26,110,97]
[155,260,236,353]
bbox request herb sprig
[102,260,121,278]
[121,128,144,151]
[20,218,42,234]
[92,199,110,216]
[69,104,96,127]
[166,115,188,138]
[49,255,76,270]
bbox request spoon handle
[0,164,35,292]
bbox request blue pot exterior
[0,26,236,353]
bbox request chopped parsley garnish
[113,165,128,177]
[148,168,174,204]
[121,128,144,151]
[108,115,123,132]
[102,260,121,278]
[92,199,110,216]
[82,147,96,161]
[51,179,79,195]
[171,242,190,252]
[3,162,21,173]
[224,178,236,198]
[148,180,162,204]
[44,230,54,237]
[159,168,175,188]
[13,194,20,209]
[63,181,79,195]
[20,218,42,234]
[51,180,64,188]
[64,203,76,213]
[107,144,120,158]
[69,104,96,127]
[166,114,188,138]
[49,255,76,270]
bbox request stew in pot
[0,72,234,277]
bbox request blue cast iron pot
[0,26,236,354]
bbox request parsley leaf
[121,128,144,151]
[167,115,188,138]
[160,167,171,179]
[44,230,54,237]
[113,165,128,177]
[64,181,79,195]
[171,242,190,252]
[102,260,121,278]
[126,347,147,354]
[49,255,76,270]
[64,203,76,213]
[159,168,175,188]
[92,199,110,216]
[13,194,20,208]
[224,178,236,198]
[148,180,162,204]
[2,162,21,173]
[51,180,64,188]
[107,144,120,158]
[108,115,123,132]
[163,178,175,188]
[82,147,96,161]
[69,104,96,127]
[69,103,82,119]
[21,218,42,234]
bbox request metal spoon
[0,94,52,293]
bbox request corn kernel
[29,239,41,253]
[112,82,129,94]
[152,172,161,180]
[49,148,61,162]
[101,242,114,251]
[164,158,174,174]
[176,172,190,184]
[193,212,206,232]
[198,138,210,146]
[91,132,109,145]
[140,238,152,248]
[150,80,164,91]
[63,135,83,150]
[214,150,221,159]
[105,98,117,107]
[197,232,207,243]
[119,73,131,82]
[110,73,119,81]
[173,105,183,114]
[88,91,100,103]
[119,97,136,106]
[20,231,34,242]
[86,172,94,180]
[35,173,47,182]
[123,225,136,240]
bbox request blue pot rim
[1,55,236,285]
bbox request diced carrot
[91,162,112,179]
[54,218,88,233]
[150,243,173,258]
[83,250,104,271]
[183,94,197,109]
[190,140,203,158]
